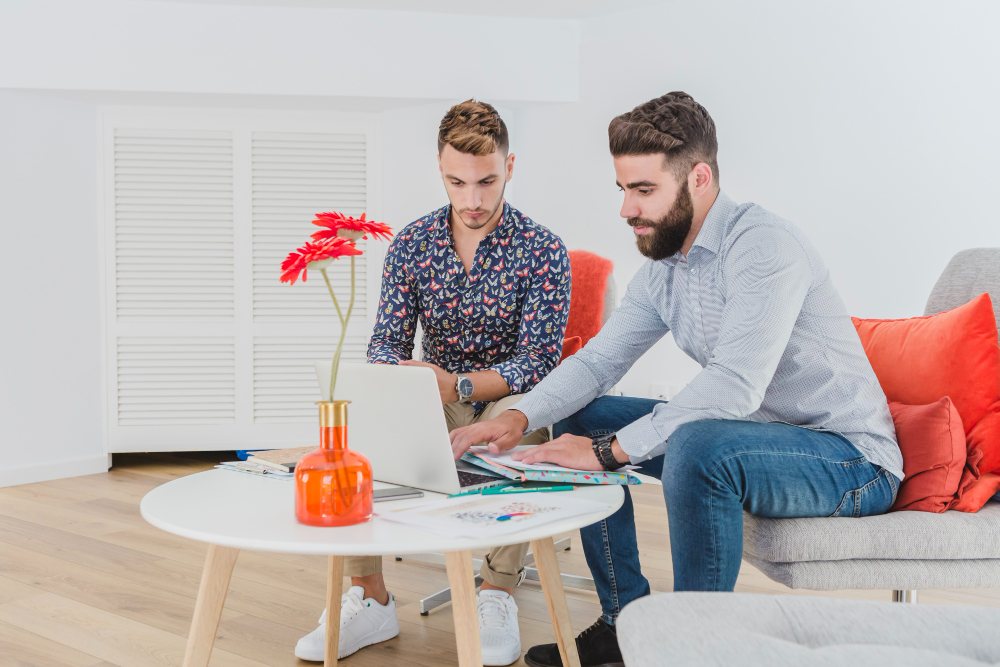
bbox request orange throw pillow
[566,250,614,347]
[853,293,1000,512]
[559,336,582,363]
[889,398,966,513]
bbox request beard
[454,181,507,231]
[630,183,694,261]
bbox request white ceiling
[132,0,664,19]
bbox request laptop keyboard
[458,470,504,488]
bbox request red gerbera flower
[280,237,363,285]
[311,211,393,242]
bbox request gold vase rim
[315,400,352,405]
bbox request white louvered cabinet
[100,110,383,452]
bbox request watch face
[458,377,474,399]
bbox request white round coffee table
[141,469,624,667]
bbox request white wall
[512,0,1000,398]
[0,0,579,104]
[0,89,107,486]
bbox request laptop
[330,363,515,495]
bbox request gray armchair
[742,249,1000,602]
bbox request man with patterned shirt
[450,92,903,667]
[295,100,571,665]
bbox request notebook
[461,445,642,485]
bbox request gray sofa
[617,593,1000,666]
[743,248,1000,601]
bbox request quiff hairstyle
[609,91,720,185]
[437,99,509,156]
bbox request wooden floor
[2,453,999,667]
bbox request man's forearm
[464,369,510,402]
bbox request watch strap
[591,433,624,471]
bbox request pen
[482,485,576,495]
[448,488,485,498]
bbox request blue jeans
[555,396,899,624]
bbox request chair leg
[892,590,918,603]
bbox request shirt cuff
[489,358,530,395]
[506,391,551,435]
[615,415,667,464]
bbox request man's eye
[639,189,652,195]
[481,180,494,185]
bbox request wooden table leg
[530,537,581,667]
[183,544,240,667]
[325,556,344,667]
[445,550,482,667]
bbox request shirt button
[694,307,701,314]
[692,269,697,275]
[703,344,709,352]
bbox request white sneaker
[478,590,521,666]
[294,586,400,661]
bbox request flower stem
[321,267,346,401]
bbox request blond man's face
[438,144,514,231]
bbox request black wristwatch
[591,433,624,471]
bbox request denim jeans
[554,395,899,624]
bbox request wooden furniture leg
[445,550,482,667]
[183,544,240,667]
[325,555,345,667]
[531,537,581,667]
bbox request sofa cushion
[619,593,1000,666]
[853,293,1000,510]
[890,398,967,512]
[743,500,1000,562]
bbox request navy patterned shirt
[367,202,571,413]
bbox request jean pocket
[829,467,897,518]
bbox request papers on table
[215,461,294,479]
[468,445,638,473]
[378,492,610,539]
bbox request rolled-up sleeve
[367,236,417,364]
[489,239,572,394]
[615,227,814,461]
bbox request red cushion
[853,293,1000,512]
[888,398,966,513]
[951,472,1000,512]
[559,336,582,363]
[566,250,614,347]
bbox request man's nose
[468,187,483,211]
[620,195,639,220]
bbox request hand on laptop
[450,409,529,460]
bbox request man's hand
[511,435,631,471]
[449,410,529,461]
[400,359,457,404]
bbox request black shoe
[524,617,624,667]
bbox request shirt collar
[436,201,517,242]
[660,190,735,266]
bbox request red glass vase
[295,400,373,526]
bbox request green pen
[482,485,575,495]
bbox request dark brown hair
[438,99,509,156]
[609,92,719,184]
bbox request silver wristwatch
[455,374,474,403]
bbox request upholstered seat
[617,593,1000,666]
[743,248,1000,600]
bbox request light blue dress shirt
[514,191,903,480]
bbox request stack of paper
[215,460,294,480]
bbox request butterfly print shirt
[368,202,572,414]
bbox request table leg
[445,550,482,667]
[183,544,240,667]
[325,556,345,666]
[530,537,581,667]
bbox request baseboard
[0,454,111,488]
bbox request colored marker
[482,485,575,496]
[447,488,484,498]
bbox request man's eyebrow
[444,173,499,182]
[626,180,658,189]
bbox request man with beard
[449,92,902,667]
[294,100,571,665]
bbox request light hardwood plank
[0,618,106,667]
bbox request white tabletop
[140,469,625,556]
